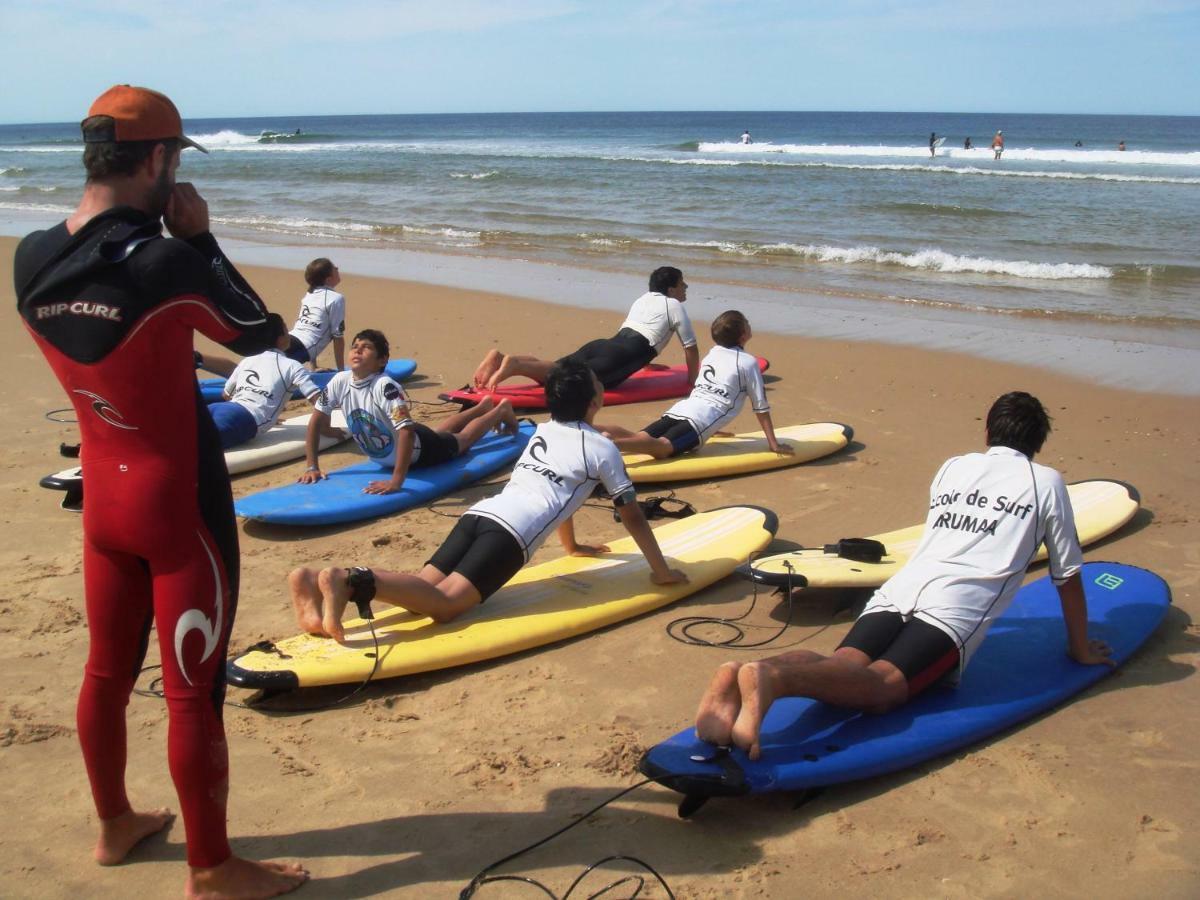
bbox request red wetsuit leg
[76,538,154,820]
[151,525,236,870]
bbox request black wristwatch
[346,566,377,620]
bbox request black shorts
[561,328,656,389]
[409,422,460,468]
[426,514,525,600]
[838,612,960,697]
[283,335,310,364]
[643,415,701,455]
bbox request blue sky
[1,0,1197,123]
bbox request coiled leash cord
[459,778,674,899]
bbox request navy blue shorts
[643,415,701,455]
[838,612,960,698]
[410,422,461,468]
[283,335,310,364]
[427,514,525,600]
[561,328,655,389]
[208,401,259,450]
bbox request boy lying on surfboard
[597,310,793,460]
[693,391,1115,760]
[289,357,688,640]
[297,328,518,496]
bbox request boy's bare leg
[732,649,907,760]
[485,354,554,392]
[95,807,175,865]
[472,349,504,391]
[317,566,484,639]
[186,857,308,899]
[450,399,519,450]
[611,431,674,459]
[288,567,327,636]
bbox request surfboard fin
[678,794,708,818]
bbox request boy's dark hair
[305,258,336,289]
[648,266,683,295]
[266,312,288,343]
[986,391,1052,458]
[711,310,749,348]
[81,117,179,180]
[352,329,390,361]
[545,358,598,423]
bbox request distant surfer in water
[963,136,972,150]
[929,132,937,157]
[694,392,1114,760]
[470,266,699,393]
[597,310,792,460]
[992,130,1004,159]
[1118,140,1126,151]
[741,130,752,145]
[289,358,686,637]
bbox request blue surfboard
[639,562,1169,807]
[234,421,534,525]
[198,358,418,403]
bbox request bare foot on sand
[731,661,777,761]
[95,807,174,865]
[316,566,352,643]
[496,398,519,436]
[289,567,327,636]
[473,349,502,391]
[186,856,308,899]
[695,661,742,747]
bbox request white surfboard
[225,410,349,475]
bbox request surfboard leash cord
[459,777,675,899]
[665,553,833,650]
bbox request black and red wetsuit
[15,206,274,869]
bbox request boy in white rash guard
[598,310,792,459]
[288,358,688,641]
[286,257,346,370]
[471,266,700,392]
[298,328,518,496]
[694,392,1116,760]
[207,314,324,449]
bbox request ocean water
[2,110,1198,332]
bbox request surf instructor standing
[14,86,307,898]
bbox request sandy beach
[2,234,1198,898]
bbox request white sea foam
[0,200,73,214]
[450,171,499,180]
[645,237,1113,280]
[0,166,27,175]
[697,141,1200,167]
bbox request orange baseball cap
[83,85,207,153]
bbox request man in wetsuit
[14,85,307,898]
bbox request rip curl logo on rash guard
[702,364,717,384]
[530,436,550,463]
[347,409,394,459]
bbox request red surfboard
[440,358,770,410]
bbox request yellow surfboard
[622,422,852,483]
[747,480,1139,589]
[227,505,778,690]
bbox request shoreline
[3,209,1198,396]
[2,232,1198,898]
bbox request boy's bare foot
[288,567,327,636]
[496,399,519,436]
[95,807,174,865]
[484,354,518,392]
[186,856,308,899]
[695,661,742,747]
[316,567,353,643]
[731,661,777,761]
[472,349,502,391]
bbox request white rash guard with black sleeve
[862,446,1083,674]
[223,348,320,433]
[467,420,634,561]
[289,287,345,362]
[315,370,423,468]
[619,291,698,355]
[659,344,768,442]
